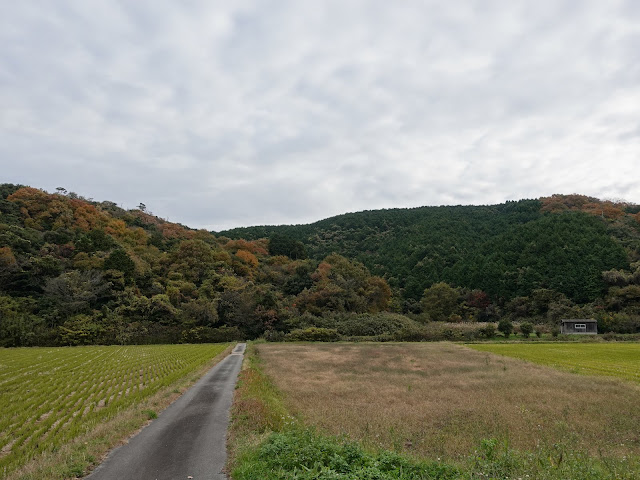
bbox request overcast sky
[1,1,639,231]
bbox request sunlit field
[0,344,229,479]
[468,342,640,383]
[255,343,640,464]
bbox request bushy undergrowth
[267,312,640,343]
[233,429,460,480]
[335,313,418,337]
[285,327,341,342]
[601,332,640,341]
[266,312,563,342]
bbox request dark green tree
[104,249,136,280]
[269,234,307,259]
[519,321,533,338]
[420,282,460,322]
[498,319,513,338]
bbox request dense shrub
[498,319,514,338]
[479,324,497,338]
[393,323,429,341]
[262,330,286,342]
[181,325,244,343]
[597,313,640,334]
[284,327,340,342]
[335,312,418,337]
[519,322,533,338]
[395,322,491,342]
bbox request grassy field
[0,343,230,479]
[235,342,640,479]
[468,343,640,383]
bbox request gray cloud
[1,0,639,230]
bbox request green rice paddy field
[0,344,230,479]
[469,342,640,383]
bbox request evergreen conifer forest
[2,184,640,346]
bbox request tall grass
[228,344,460,479]
[233,342,640,479]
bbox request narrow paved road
[86,343,246,480]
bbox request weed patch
[233,429,460,480]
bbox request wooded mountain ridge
[2,184,640,346]
[220,194,640,303]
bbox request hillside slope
[0,184,390,346]
[2,185,640,346]
[220,196,640,303]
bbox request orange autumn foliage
[7,187,109,231]
[224,238,269,256]
[105,219,128,237]
[0,246,17,269]
[159,223,194,240]
[70,200,109,231]
[235,249,259,268]
[311,262,332,285]
[540,194,626,220]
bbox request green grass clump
[142,409,157,420]
[468,343,640,383]
[233,429,460,480]
[468,437,639,480]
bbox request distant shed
[561,319,598,335]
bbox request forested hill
[0,184,393,346]
[219,195,640,303]
[2,184,640,347]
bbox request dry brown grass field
[256,342,640,462]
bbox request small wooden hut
[560,319,598,335]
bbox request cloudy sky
[1,1,639,231]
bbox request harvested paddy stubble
[0,344,230,479]
[256,343,640,461]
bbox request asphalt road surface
[86,343,246,480]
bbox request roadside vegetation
[0,343,230,479]
[229,342,640,479]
